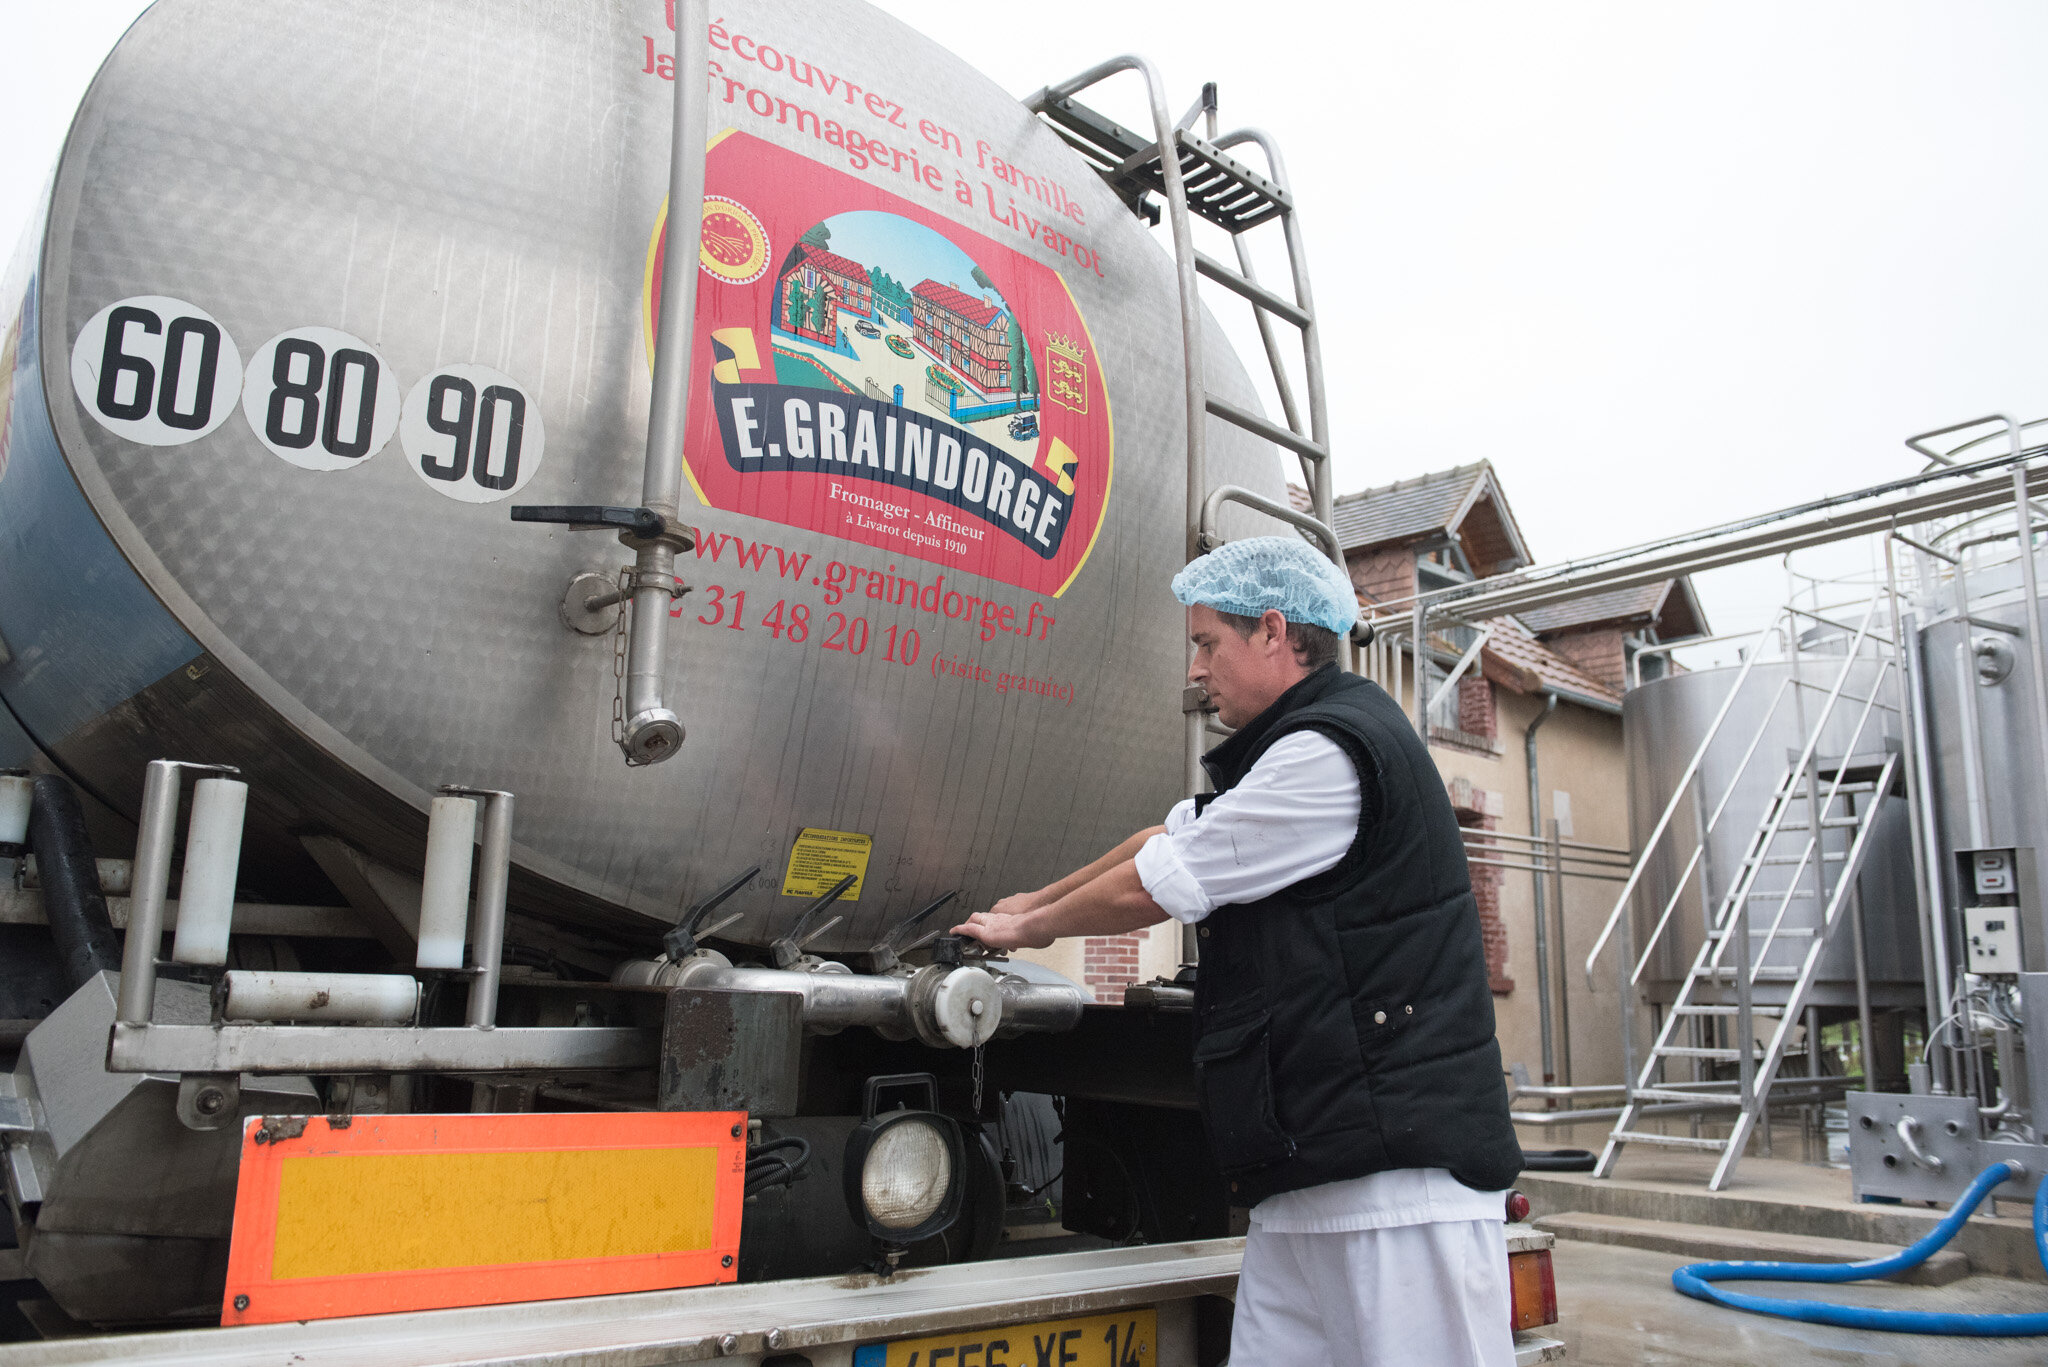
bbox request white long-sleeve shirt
[1133,728,1502,1233]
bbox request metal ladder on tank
[1587,589,1903,1189]
[1025,64,1350,969]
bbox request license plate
[854,1308,1157,1367]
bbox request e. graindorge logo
[646,132,1112,599]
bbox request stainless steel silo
[1623,647,1923,1009]
[1918,557,2048,973]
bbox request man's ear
[1261,609,1289,654]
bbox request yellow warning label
[780,827,872,900]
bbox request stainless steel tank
[1623,657,1923,1007]
[1919,560,2048,971]
[0,0,1289,949]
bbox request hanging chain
[971,1042,986,1116]
[610,567,634,762]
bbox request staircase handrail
[1716,595,1887,980]
[1584,605,1790,987]
[1627,676,1794,988]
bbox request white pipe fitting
[170,777,248,966]
[221,970,420,1023]
[416,795,477,970]
[0,774,30,852]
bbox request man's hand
[986,890,1043,921]
[952,906,1054,951]
[951,826,1171,953]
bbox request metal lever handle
[510,505,670,542]
[795,914,843,949]
[664,866,761,960]
[883,891,960,952]
[788,874,856,941]
[772,874,857,968]
[694,910,746,942]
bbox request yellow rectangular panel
[781,826,872,900]
[272,1145,718,1279]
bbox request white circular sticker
[70,295,242,445]
[241,327,400,470]
[401,364,546,503]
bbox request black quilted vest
[1189,665,1522,1205]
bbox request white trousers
[1229,1218,1515,1366]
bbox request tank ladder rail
[1589,588,1903,1188]
[1026,65,1343,971]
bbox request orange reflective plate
[1509,1247,1559,1330]
[223,1111,745,1325]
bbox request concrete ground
[1551,1238,2048,1366]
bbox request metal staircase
[1587,589,1906,1189]
[1026,63,1345,968]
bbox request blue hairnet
[1171,536,1358,635]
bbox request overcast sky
[7,2,2046,660]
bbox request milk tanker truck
[0,0,1559,1358]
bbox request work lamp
[843,1074,966,1251]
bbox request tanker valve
[508,504,695,765]
[909,938,1002,1048]
[866,891,960,973]
[509,504,670,540]
[772,874,857,970]
[665,864,761,961]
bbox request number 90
[401,364,548,503]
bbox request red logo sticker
[646,132,1113,599]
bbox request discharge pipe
[617,0,712,765]
[1525,691,1560,1083]
[613,954,1085,1046]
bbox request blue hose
[1671,1160,2048,1336]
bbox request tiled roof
[1517,580,1709,641]
[1328,461,1531,575]
[1481,616,1622,709]
[789,241,871,284]
[912,279,1002,327]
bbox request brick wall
[1456,675,1496,742]
[1447,781,1514,995]
[1345,546,1415,608]
[1543,629,1627,693]
[1083,925,1149,1004]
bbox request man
[955,536,1522,1366]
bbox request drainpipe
[1526,692,1560,1083]
[619,0,713,765]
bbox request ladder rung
[1776,819,1860,830]
[1705,966,1802,981]
[1673,1005,1785,1017]
[1204,394,1328,463]
[1630,1088,1743,1106]
[1610,1130,1729,1150]
[1761,854,1846,865]
[1193,252,1311,328]
[1653,1046,1743,1060]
